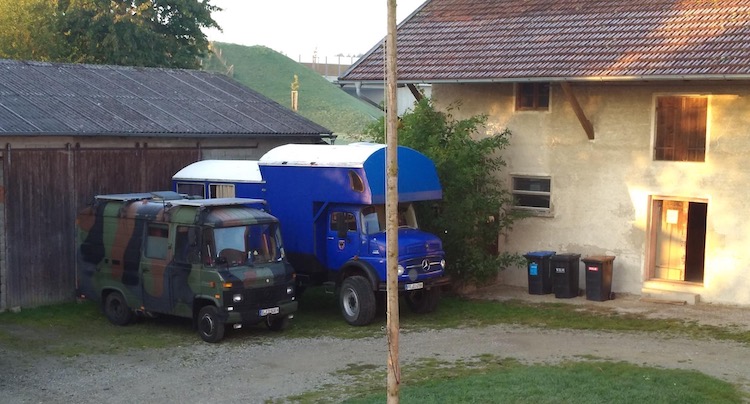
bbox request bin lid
[582,255,616,263]
[524,250,556,258]
[550,253,581,261]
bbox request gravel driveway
[2,286,749,403]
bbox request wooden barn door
[4,149,76,308]
[2,145,199,308]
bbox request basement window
[516,83,550,111]
[512,176,551,213]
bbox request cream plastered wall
[432,81,750,305]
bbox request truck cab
[76,192,297,342]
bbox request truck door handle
[327,236,334,240]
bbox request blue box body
[173,143,447,290]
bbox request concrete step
[640,287,700,305]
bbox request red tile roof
[340,0,750,83]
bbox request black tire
[197,306,225,343]
[265,315,289,332]
[104,291,134,326]
[339,276,377,326]
[405,287,441,314]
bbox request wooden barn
[0,59,333,310]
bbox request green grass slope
[203,42,382,136]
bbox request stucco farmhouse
[341,0,750,305]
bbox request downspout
[353,81,384,110]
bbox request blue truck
[172,143,449,325]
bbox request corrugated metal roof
[340,0,750,82]
[0,59,332,137]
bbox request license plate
[405,282,424,291]
[259,307,280,316]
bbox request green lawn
[340,359,743,404]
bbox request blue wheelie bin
[523,251,556,295]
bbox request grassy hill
[203,42,382,136]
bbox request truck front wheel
[339,276,376,326]
[104,291,134,326]
[197,306,225,343]
[405,287,441,314]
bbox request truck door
[327,210,360,270]
[141,223,173,313]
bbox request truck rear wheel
[405,287,441,314]
[104,291,134,326]
[339,276,376,326]
[197,306,225,343]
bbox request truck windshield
[361,203,419,235]
[204,223,282,266]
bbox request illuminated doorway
[649,198,706,283]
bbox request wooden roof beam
[560,82,595,140]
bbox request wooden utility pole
[385,0,400,403]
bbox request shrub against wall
[366,98,524,284]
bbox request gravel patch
[2,285,749,403]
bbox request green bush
[365,98,524,284]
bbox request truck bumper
[224,300,298,325]
[377,275,451,292]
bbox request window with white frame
[512,176,551,212]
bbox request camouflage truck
[76,192,297,342]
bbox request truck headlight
[398,265,405,276]
[286,286,294,295]
[232,294,243,303]
[440,259,446,269]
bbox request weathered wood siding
[3,146,199,308]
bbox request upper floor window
[654,96,707,162]
[516,83,550,111]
